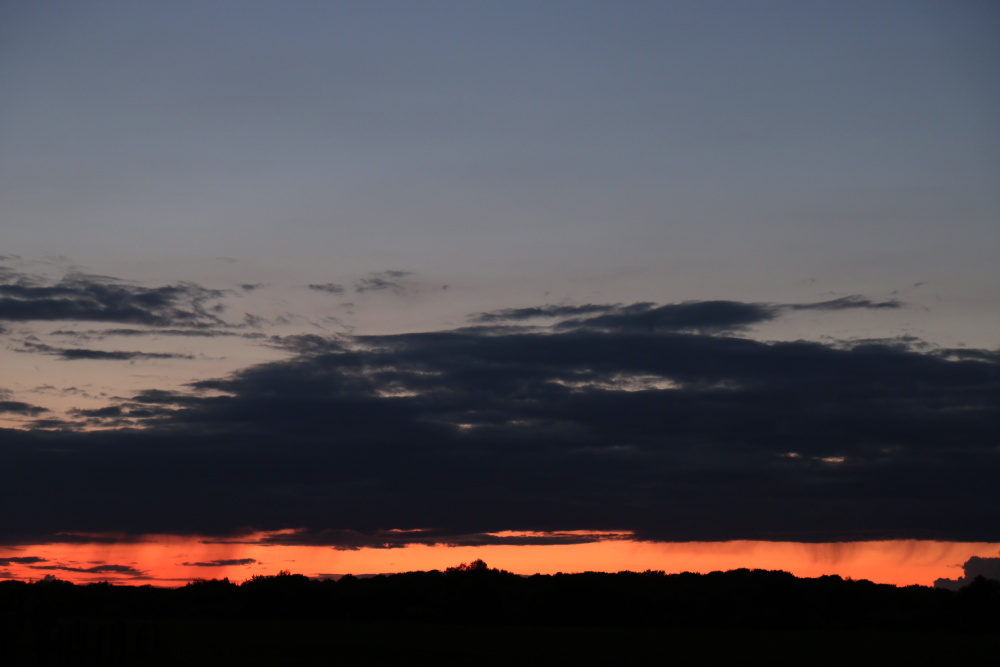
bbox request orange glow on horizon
[2,535,997,588]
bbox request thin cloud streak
[0,271,227,327]
[15,340,195,361]
[181,558,257,567]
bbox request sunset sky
[1,1,998,588]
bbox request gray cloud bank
[935,557,1000,590]
[1,298,997,548]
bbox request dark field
[4,564,998,665]
[8,620,998,666]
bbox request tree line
[3,560,998,632]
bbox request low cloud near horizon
[1,283,997,549]
[935,556,1000,590]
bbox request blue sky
[3,2,996,319]
[1,2,998,566]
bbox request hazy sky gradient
[4,3,997,297]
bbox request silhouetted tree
[447,559,490,573]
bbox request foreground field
[4,565,998,665]
[7,620,999,666]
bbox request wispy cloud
[353,270,414,294]
[308,283,346,295]
[469,303,617,324]
[180,558,257,567]
[28,563,144,576]
[554,300,777,333]
[0,556,47,566]
[16,340,195,361]
[787,296,903,311]
[0,270,227,327]
[49,328,265,340]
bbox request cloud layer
[1,298,997,547]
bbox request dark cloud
[70,406,125,419]
[0,400,48,416]
[28,563,144,576]
[308,283,346,295]
[470,304,617,324]
[550,297,903,334]
[556,300,777,333]
[16,418,79,431]
[66,405,172,429]
[50,327,263,339]
[4,533,132,546]
[181,558,256,567]
[788,296,902,311]
[229,528,624,550]
[1,299,998,547]
[0,389,50,416]
[0,556,46,566]
[63,391,201,427]
[16,340,194,361]
[353,270,413,294]
[474,296,902,331]
[936,348,1000,363]
[934,556,1000,590]
[0,271,226,326]
[129,389,197,405]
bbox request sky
[1,1,999,587]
